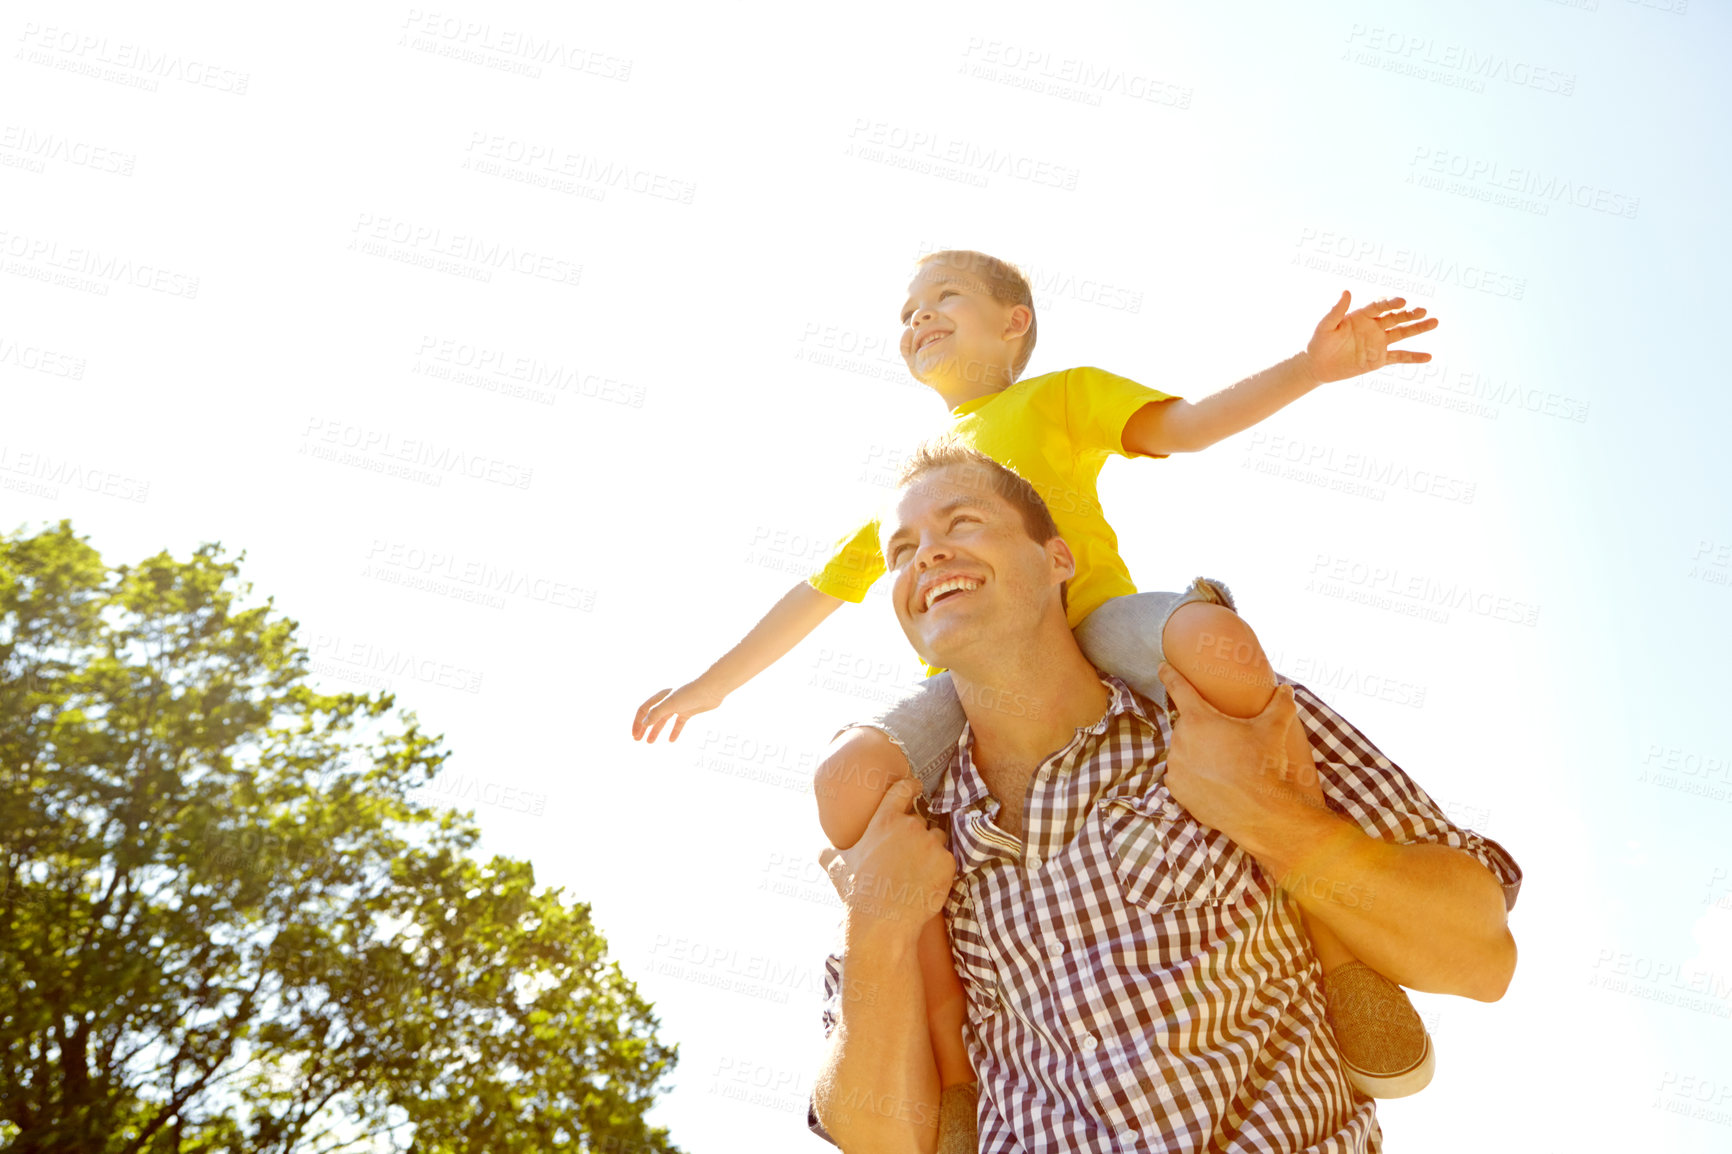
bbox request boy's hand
[633,679,724,743]
[1303,292,1438,384]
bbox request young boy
[632,250,1442,1115]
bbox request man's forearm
[812,915,943,1152]
[1174,352,1323,451]
[1240,799,1516,1001]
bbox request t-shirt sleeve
[1064,365,1182,460]
[807,516,887,603]
[1287,680,1523,912]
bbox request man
[807,442,1521,1152]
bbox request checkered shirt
[810,675,1523,1152]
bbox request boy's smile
[898,260,1031,405]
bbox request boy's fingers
[1385,318,1438,343]
[1321,289,1351,327]
[633,689,671,738]
[670,714,690,742]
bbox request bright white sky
[5,1,1731,1150]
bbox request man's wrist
[1238,789,1357,889]
[841,907,926,963]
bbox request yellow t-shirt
[807,365,1179,675]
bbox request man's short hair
[915,249,1037,380]
[893,436,1068,610]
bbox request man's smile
[918,573,984,613]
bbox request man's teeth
[923,577,981,610]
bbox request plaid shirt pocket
[1100,790,1258,911]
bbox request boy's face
[898,262,1029,391]
[881,464,1071,669]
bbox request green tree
[0,521,681,1153]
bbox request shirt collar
[926,673,1158,817]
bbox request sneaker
[936,1081,979,1154]
[1321,961,1436,1098]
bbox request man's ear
[1044,536,1077,584]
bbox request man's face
[881,464,1070,668]
[897,262,1026,388]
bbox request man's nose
[914,537,953,569]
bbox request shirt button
[1082,1036,1100,1052]
[1026,854,1043,872]
[1046,940,1065,958]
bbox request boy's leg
[1077,585,1434,1096]
[815,729,976,1088]
[1159,602,1365,969]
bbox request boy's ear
[1003,304,1033,341]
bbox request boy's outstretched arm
[632,579,844,742]
[1124,292,1440,456]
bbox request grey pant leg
[1072,577,1237,711]
[834,672,967,801]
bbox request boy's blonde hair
[914,249,1037,381]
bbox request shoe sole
[1343,1033,1435,1099]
